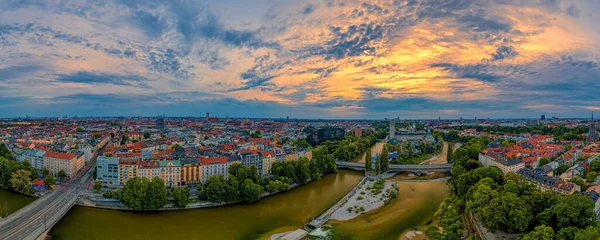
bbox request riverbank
[330,178,396,221]
[328,180,450,240]
[49,170,364,240]
[82,173,339,212]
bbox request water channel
[350,142,385,163]
[2,168,449,239]
[330,179,449,240]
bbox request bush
[359,206,365,212]
[389,189,398,198]
[360,191,365,195]
[357,196,364,200]
[372,189,382,195]
[347,207,353,213]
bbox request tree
[76,127,84,132]
[374,155,381,174]
[574,226,600,240]
[447,143,454,163]
[144,132,151,139]
[172,187,191,208]
[365,149,372,171]
[295,157,311,185]
[380,147,389,172]
[538,158,550,167]
[539,193,596,230]
[204,175,233,203]
[93,180,102,193]
[591,160,600,172]
[42,168,50,176]
[58,170,67,180]
[120,177,149,210]
[144,177,168,210]
[44,175,56,187]
[586,171,597,182]
[521,225,554,240]
[555,164,569,176]
[239,179,263,203]
[10,170,33,194]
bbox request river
[0,189,34,216]
[2,169,448,240]
[329,179,449,240]
[49,170,364,240]
[350,142,385,163]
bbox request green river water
[0,189,34,216]
[1,170,449,240]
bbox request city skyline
[1,0,599,118]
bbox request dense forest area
[427,137,600,240]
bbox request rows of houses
[97,148,312,187]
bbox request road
[0,156,95,240]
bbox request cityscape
[1,0,600,240]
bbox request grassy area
[392,153,435,165]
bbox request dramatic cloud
[0,0,599,118]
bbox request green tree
[295,157,311,185]
[591,160,600,172]
[144,177,168,210]
[538,158,550,167]
[365,149,372,171]
[93,180,102,193]
[42,168,50,176]
[204,175,233,203]
[574,226,600,240]
[239,179,263,203]
[555,164,569,176]
[120,177,149,210]
[539,193,596,230]
[144,132,151,139]
[521,225,554,240]
[9,169,33,195]
[447,143,454,163]
[374,155,381,174]
[380,147,389,172]
[58,170,67,180]
[44,175,56,187]
[76,127,84,132]
[172,187,191,208]
[586,171,597,182]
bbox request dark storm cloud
[0,65,46,80]
[229,55,289,92]
[559,55,599,69]
[55,71,149,87]
[490,45,519,61]
[303,4,316,15]
[566,3,580,17]
[301,22,385,60]
[119,0,278,49]
[429,63,502,82]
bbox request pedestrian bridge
[335,161,452,174]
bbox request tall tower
[588,112,599,142]
[389,119,395,140]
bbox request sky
[0,0,599,119]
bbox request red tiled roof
[44,151,76,160]
[200,157,228,165]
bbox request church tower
[587,112,599,142]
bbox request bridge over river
[335,161,452,174]
[0,164,93,240]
